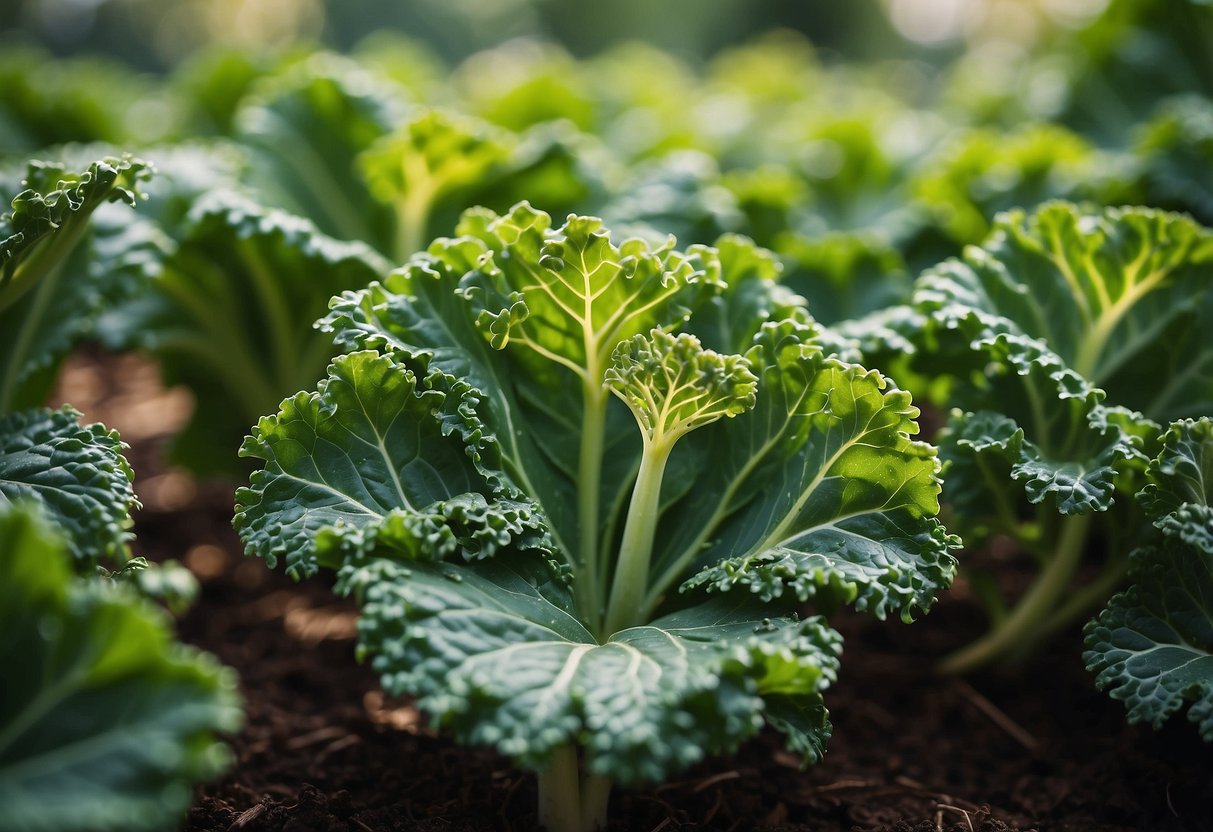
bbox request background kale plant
[0,157,241,831]
[235,204,958,831]
[899,201,1213,678]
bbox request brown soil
[158,509,1213,832]
[53,350,1213,832]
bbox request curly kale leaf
[916,202,1211,516]
[0,505,242,832]
[1084,539,1213,741]
[917,202,1213,420]
[1139,417,1213,553]
[0,156,152,413]
[346,557,839,784]
[0,406,136,572]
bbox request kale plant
[0,503,241,832]
[0,158,241,831]
[236,204,957,831]
[905,201,1213,674]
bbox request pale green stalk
[603,437,672,636]
[394,155,436,262]
[537,746,611,832]
[940,512,1092,674]
[0,212,94,314]
[574,383,608,636]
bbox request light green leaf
[0,406,136,572]
[169,47,286,138]
[462,203,721,373]
[1140,417,1213,554]
[673,321,958,622]
[606,330,757,448]
[0,48,156,153]
[911,125,1105,245]
[777,112,926,245]
[454,41,594,132]
[0,505,242,832]
[720,165,808,249]
[344,554,840,784]
[916,202,1213,421]
[1084,539,1213,741]
[234,53,408,251]
[0,157,152,413]
[465,121,614,229]
[359,109,513,260]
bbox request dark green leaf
[345,554,840,784]
[1084,540,1213,741]
[1140,417,1213,554]
[116,190,387,476]
[0,407,136,572]
[0,505,242,832]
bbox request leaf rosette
[912,202,1213,675]
[239,204,955,824]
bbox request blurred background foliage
[2,0,1209,151]
[1,0,1211,470]
[0,0,1201,84]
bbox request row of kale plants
[2,4,1211,830]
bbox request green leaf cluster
[0,157,240,830]
[903,201,1213,679]
[0,504,242,832]
[237,205,955,831]
[1084,418,1213,740]
[6,0,1213,810]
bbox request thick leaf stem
[580,774,611,832]
[940,512,1092,675]
[0,213,93,315]
[574,384,607,636]
[239,238,297,392]
[0,256,67,415]
[603,438,672,635]
[154,268,279,419]
[394,156,436,262]
[537,747,611,832]
[1032,555,1130,647]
